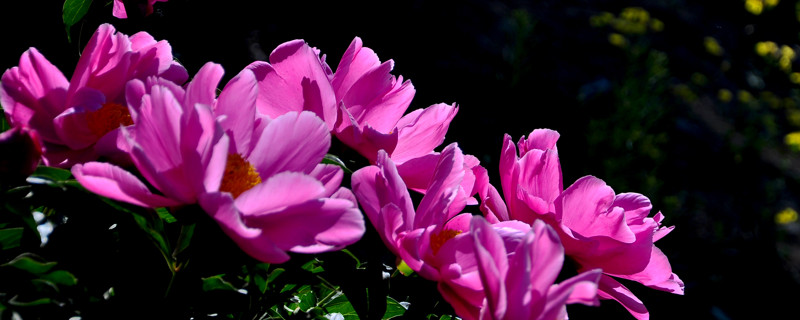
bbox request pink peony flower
[476,128,683,319]
[331,38,458,169]
[353,146,601,319]
[0,23,187,167]
[351,143,470,278]
[73,64,364,263]
[439,217,601,320]
[246,40,338,131]
[113,0,168,19]
[554,176,683,319]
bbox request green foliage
[322,153,353,174]
[62,0,94,42]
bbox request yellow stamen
[86,102,133,137]
[220,153,262,198]
[430,229,462,255]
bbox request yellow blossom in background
[791,72,800,84]
[737,90,754,103]
[746,0,764,15]
[780,45,796,71]
[704,37,724,56]
[718,89,733,102]
[756,41,778,56]
[650,18,664,32]
[609,33,628,47]
[776,207,799,225]
[785,132,800,150]
[787,109,800,126]
[765,0,780,7]
[590,11,614,27]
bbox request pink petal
[199,192,290,263]
[414,143,465,228]
[185,62,224,110]
[112,0,127,18]
[236,172,326,216]
[614,192,654,225]
[248,111,330,178]
[540,269,602,320]
[596,275,650,320]
[52,88,106,149]
[333,102,398,163]
[216,68,258,155]
[247,40,337,129]
[72,162,181,207]
[241,195,363,253]
[331,37,381,98]
[309,164,344,197]
[473,165,510,223]
[67,24,132,105]
[557,176,636,243]
[470,216,508,320]
[518,128,560,155]
[1,48,69,143]
[516,148,562,215]
[391,103,458,163]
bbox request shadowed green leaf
[383,297,407,319]
[201,275,238,292]
[0,227,23,249]
[42,270,78,286]
[2,253,57,274]
[8,296,52,307]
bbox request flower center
[219,153,262,198]
[430,229,462,255]
[86,102,134,137]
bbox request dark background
[3,0,800,318]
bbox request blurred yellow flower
[791,72,800,84]
[737,90,753,103]
[746,0,764,15]
[776,207,799,225]
[785,132,800,149]
[704,37,724,56]
[718,89,733,102]
[756,41,778,56]
[609,33,628,47]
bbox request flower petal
[391,103,458,163]
[72,162,181,208]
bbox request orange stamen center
[87,102,133,137]
[430,229,462,255]
[219,153,262,198]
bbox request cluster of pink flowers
[1,23,682,319]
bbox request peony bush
[0,22,682,319]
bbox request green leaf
[42,270,78,286]
[302,259,325,274]
[28,166,73,184]
[2,253,57,274]
[0,112,9,132]
[130,212,171,260]
[8,296,52,307]
[322,154,353,174]
[155,207,178,223]
[0,227,23,250]
[324,293,359,320]
[62,0,94,42]
[201,275,238,292]
[383,297,407,319]
[171,223,195,263]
